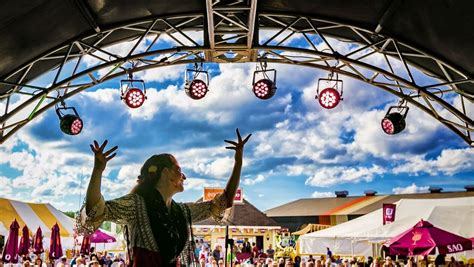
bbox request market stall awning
[0,198,74,237]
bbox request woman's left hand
[224,128,252,160]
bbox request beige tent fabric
[292,224,332,235]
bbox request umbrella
[80,234,91,255]
[33,226,44,254]
[90,229,117,243]
[49,223,63,259]
[18,225,30,256]
[90,229,117,251]
[385,219,473,256]
[1,219,20,263]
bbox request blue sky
[0,34,473,213]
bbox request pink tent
[90,229,116,243]
[385,220,473,256]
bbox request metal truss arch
[0,11,472,146]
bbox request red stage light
[318,88,341,109]
[56,106,83,135]
[381,117,395,134]
[123,88,146,108]
[381,113,406,135]
[70,117,83,135]
[185,79,208,100]
[253,79,276,100]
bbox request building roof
[264,191,474,217]
[194,199,280,227]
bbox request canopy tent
[0,197,124,252]
[299,197,474,256]
[0,198,74,237]
[90,229,117,243]
[75,228,125,252]
[0,197,75,249]
[385,220,472,256]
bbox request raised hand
[90,140,118,171]
[224,128,252,160]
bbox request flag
[383,203,396,225]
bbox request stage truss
[0,2,473,145]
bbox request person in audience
[266,244,275,259]
[326,248,333,260]
[371,258,381,267]
[212,244,222,261]
[35,258,47,267]
[383,257,394,267]
[447,257,456,267]
[434,254,446,267]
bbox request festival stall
[299,197,474,257]
[193,188,281,261]
[0,197,76,249]
[0,197,123,253]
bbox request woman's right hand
[90,140,118,171]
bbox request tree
[62,211,76,218]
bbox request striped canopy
[0,198,74,237]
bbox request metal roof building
[264,189,474,232]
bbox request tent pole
[351,239,354,257]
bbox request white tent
[0,197,77,249]
[299,197,474,256]
[0,198,123,252]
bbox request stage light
[381,105,409,135]
[315,73,343,109]
[123,88,145,108]
[55,105,83,135]
[120,73,147,108]
[185,63,210,100]
[185,79,208,100]
[253,79,276,99]
[318,88,341,109]
[252,63,277,100]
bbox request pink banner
[383,203,396,225]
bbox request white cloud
[80,88,119,104]
[0,176,13,196]
[392,183,429,194]
[311,191,335,198]
[243,174,265,185]
[393,148,474,176]
[201,156,235,179]
[134,64,184,83]
[115,163,142,192]
[305,165,386,187]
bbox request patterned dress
[76,193,228,266]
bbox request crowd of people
[0,247,127,267]
[187,242,472,267]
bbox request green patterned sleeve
[185,193,229,223]
[76,193,139,235]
